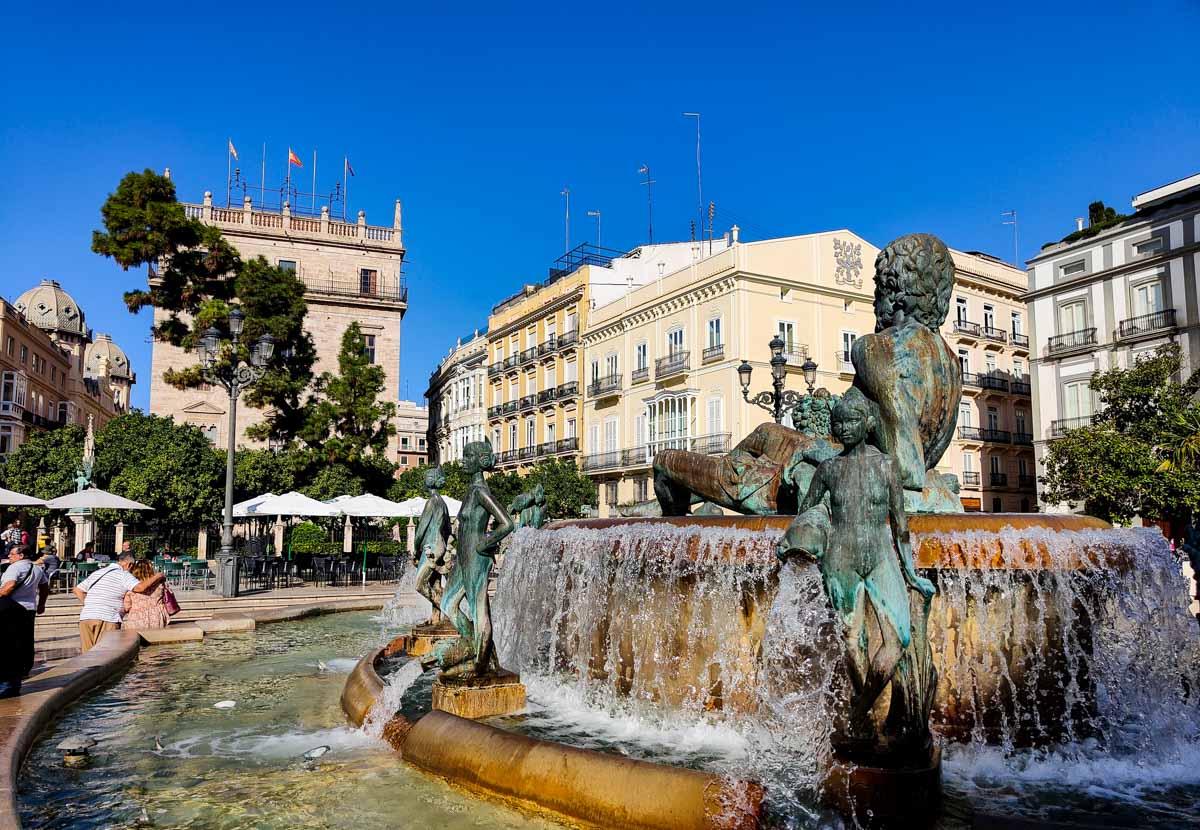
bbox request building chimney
[1075,217,1085,232]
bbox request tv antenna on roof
[1001,210,1019,267]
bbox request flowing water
[18,612,563,830]
[494,522,1200,828]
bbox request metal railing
[980,428,1011,443]
[655,351,690,377]
[519,394,537,410]
[1012,380,1031,395]
[538,336,560,356]
[537,388,558,404]
[953,320,980,336]
[1018,474,1036,488]
[1048,328,1098,354]
[558,330,579,349]
[961,471,981,487]
[702,344,725,362]
[520,347,538,364]
[1011,332,1030,348]
[981,326,1008,343]
[990,472,1009,487]
[556,381,580,398]
[302,276,407,303]
[631,366,650,384]
[1118,308,1176,339]
[1050,415,1095,437]
[582,451,622,472]
[1013,432,1033,445]
[622,445,651,467]
[501,400,518,414]
[961,373,980,388]
[518,446,537,460]
[487,404,503,418]
[691,432,732,454]
[588,374,622,397]
[958,426,982,440]
[978,373,1010,392]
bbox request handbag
[162,584,181,617]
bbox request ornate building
[1,280,135,461]
[427,329,488,465]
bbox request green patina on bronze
[509,482,547,530]
[413,466,453,624]
[423,440,515,679]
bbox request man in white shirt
[0,545,49,697]
[73,552,165,652]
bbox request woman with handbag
[121,559,176,631]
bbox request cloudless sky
[2,0,1197,411]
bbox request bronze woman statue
[413,466,452,623]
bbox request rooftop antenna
[638,164,655,245]
[561,187,571,255]
[587,210,601,248]
[1001,209,1019,267]
[683,113,703,244]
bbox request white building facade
[427,330,488,465]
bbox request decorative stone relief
[834,239,864,288]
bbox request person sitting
[122,559,169,631]
[73,552,165,652]
[36,549,61,584]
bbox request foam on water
[364,660,424,737]
[158,725,379,761]
[377,563,430,630]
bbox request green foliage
[92,412,224,528]
[387,457,595,520]
[1041,344,1200,525]
[299,463,367,502]
[286,521,330,552]
[1048,199,1130,248]
[0,424,85,509]
[234,448,305,503]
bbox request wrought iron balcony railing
[655,351,690,378]
[556,381,580,398]
[980,428,1011,443]
[990,472,1009,487]
[1013,432,1033,445]
[631,366,650,384]
[978,373,1010,392]
[1048,328,1098,354]
[1117,308,1176,339]
[1011,332,1030,348]
[1012,380,1031,395]
[1050,415,1095,437]
[961,471,981,487]
[981,326,1008,343]
[587,374,622,397]
[958,426,981,441]
[1018,474,1037,488]
[702,344,725,363]
[953,320,980,337]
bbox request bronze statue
[653,233,963,516]
[413,466,453,624]
[777,390,937,749]
[423,440,515,679]
[509,482,547,529]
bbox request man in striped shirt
[72,553,165,652]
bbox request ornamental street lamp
[199,308,275,597]
[738,336,819,424]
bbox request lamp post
[738,336,818,424]
[198,307,275,597]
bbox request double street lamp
[198,308,275,597]
[738,335,818,424]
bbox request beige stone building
[485,242,717,472]
[150,185,407,453]
[395,399,429,471]
[1,280,135,461]
[427,329,488,465]
[578,231,1034,515]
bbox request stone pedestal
[386,620,459,658]
[431,670,526,719]
[68,512,95,556]
[823,745,941,828]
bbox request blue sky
[2,1,1197,411]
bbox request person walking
[0,545,49,697]
[72,553,164,652]
[121,559,170,631]
[1,520,22,555]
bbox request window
[359,268,379,295]
[526,418,536,448]
[707,398,723,434]
[992,497,1002,513]
[983,304,995,330]
[566,312,578,332]
[1011,311,1022,335]
[635,342,648,371]
[1063,380,1092,419]
[1061,259,1087,277]
[401,435,411,448]
[605,481,618,507]
[1015,410,1027,434]
[546,319,556,341]
[841,331,857,362]
[19,345,27,365]
[707,317,722,348]
[989,455,1002,474]
[58,402,69,424]
[1058,301,1086,334]
[495,343,504,362]
[492,427,501,448]
[400,455,408,466]
[509,379,518,402]
[959,403,972,427]
[50,366,56,383]
[546,364,557,388]
[1,372,26,409]
[603,417,618,453]
[635,478,648,501]
[590,358,600,383]
[3,337,11,356]
[201,425,218,444]
[363,334,377,364]
[957,349,969,374]
[667,327,684,355]
[634,414,646,446]
[1134,237,1164,256]
[418,438,426,450]
[509,423,517,450]
[778,321,797,352]
[962,452,974,472]
[525,371,536,394]
[985,354,997,374]
[0,425,12,456]
[1018,457,1029,476]
[589,423,600,455]
[955,297,968,323]
[278,259,297,272]
[1013,358,1025,378]
[567,418,576,439]
[565,361,577,382]
[987,406,1000,431]
[1132,281,1164,317]
[604,351,618,377]
[546,422,556,444]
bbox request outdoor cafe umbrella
[0,487,46,508]
[337,493,409,518]
[44,488,153,511]
[233,492,277,518]
[246,491,338,518]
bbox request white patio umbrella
[45,488,153,511]
[338,493,409,518]
[247,491,339,517]
[0,487,46,507]
[233,492,277,518]
[395,495,462,518]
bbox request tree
[1041,344,1200,525]
[234,448,306,503]
[300,464,368,502]
[302,322,396,493]
[0,425,85,507]
[522,458,598,519]
[92,170,316,442]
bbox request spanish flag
[288,148,303,168]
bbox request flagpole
[312,150,317,214]
[285,148,291,208]
[342,157,348,221]
[226,138,232,208]
[260,143,266,209]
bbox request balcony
[703,344,725,363]
[487,404,503,418]
[631,366,650,384]
[1013,432,1033,446]
[1011,332,1030,350]
[582,451,622,472]
[980,428,1011,443]
[501,400,518,415]
[958,426,982,441]
[588,374,622,398]
[990,472,1009,487]
[691,432,732,455]
[655,351,690,379]
[1018,474,1036,489]
[952,320,981,338]
[488,363,503,377]
[537,388,558,405]
[518,446,537,461]
[520,347,538,365]
[977,373,1010,393]
[622,445,651,467]
[782,351,808,367]
[497,449,518,464]
[550,437,578,455]
[1048,328,1098,355]
[519,394,537,410]
[981,326,1008,344]
[537,336,560,357]
[556,381,580,399]
[961,471,981,488]
[1117,308,1176,340]
[1050,415,1095,437]
[838,350,854,374]
[1012,380,1031,395]
[961,372,980,391]
[558,330,579,350]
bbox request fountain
[344,234,1200,829]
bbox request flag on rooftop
[228,139,238,161]
[345,157,356,177]
[288,148,303,168]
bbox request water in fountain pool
[17,612,560,830]
[493,521,1200,828]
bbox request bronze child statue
[777,389,936,746]
[413,466,453,624]
[509,482,547,530]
